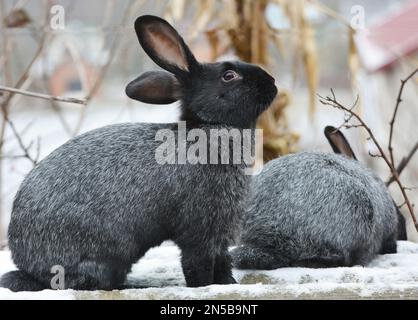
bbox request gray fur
[1,15,277,291]
[231,152,400,269]
[2,123,249,290]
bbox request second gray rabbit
[231,126,406,269]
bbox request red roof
[355,0,418,72]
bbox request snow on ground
[1,241,418,300]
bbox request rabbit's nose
[262,71,275,84]
[259,67,275,83]
[266,76,276,88]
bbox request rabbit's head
[126,15,278,128]
[324,125,407,240]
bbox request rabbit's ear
[135,15,198,75]
[324,126,357,160]
[126,71,181,104]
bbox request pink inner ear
[147,25,189,72]
[331,134,356,159]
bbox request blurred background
[0,0,417,245]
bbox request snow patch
[1,241,417,299]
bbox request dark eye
[222,70,239,82]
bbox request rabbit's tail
[0,270,46,292]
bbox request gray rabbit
[0,15,277,291]
[231,126,406,269]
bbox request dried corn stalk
[279,0,318,118]
[165,0,187,22]
[348,28,366,141]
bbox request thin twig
[32,22,74,136]
[72,0,135,135]
[387,140,418,186]
[5,118,38,166]
[1,154,31,160]
[398,201,406,209]
[40,59,73,135]
[0,32,49,109]
[387,67,418,167]
[404,186,418,191]
[368,151,382,158]
[319,89,418,232]
[0,85,87,105]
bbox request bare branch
[387,140,418,186]
[0,85,87,105]
[404,186,418,191]
[368,151,382,158]
[1,31,49,110]
[388,67,418,167]
[72,0,136,135]
[1,154,30,160]
[398,201,407,209]
[344,123,364,129]
[5,118,39,166]
[319,89,418,232]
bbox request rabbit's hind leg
[380,236,397,254]
[291,254,346,268]
[63,260,130,290]
[230,245,290,270]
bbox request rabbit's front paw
[213,274,237,285]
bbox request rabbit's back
[241,152,397,266]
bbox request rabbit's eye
[222,70,239,82]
